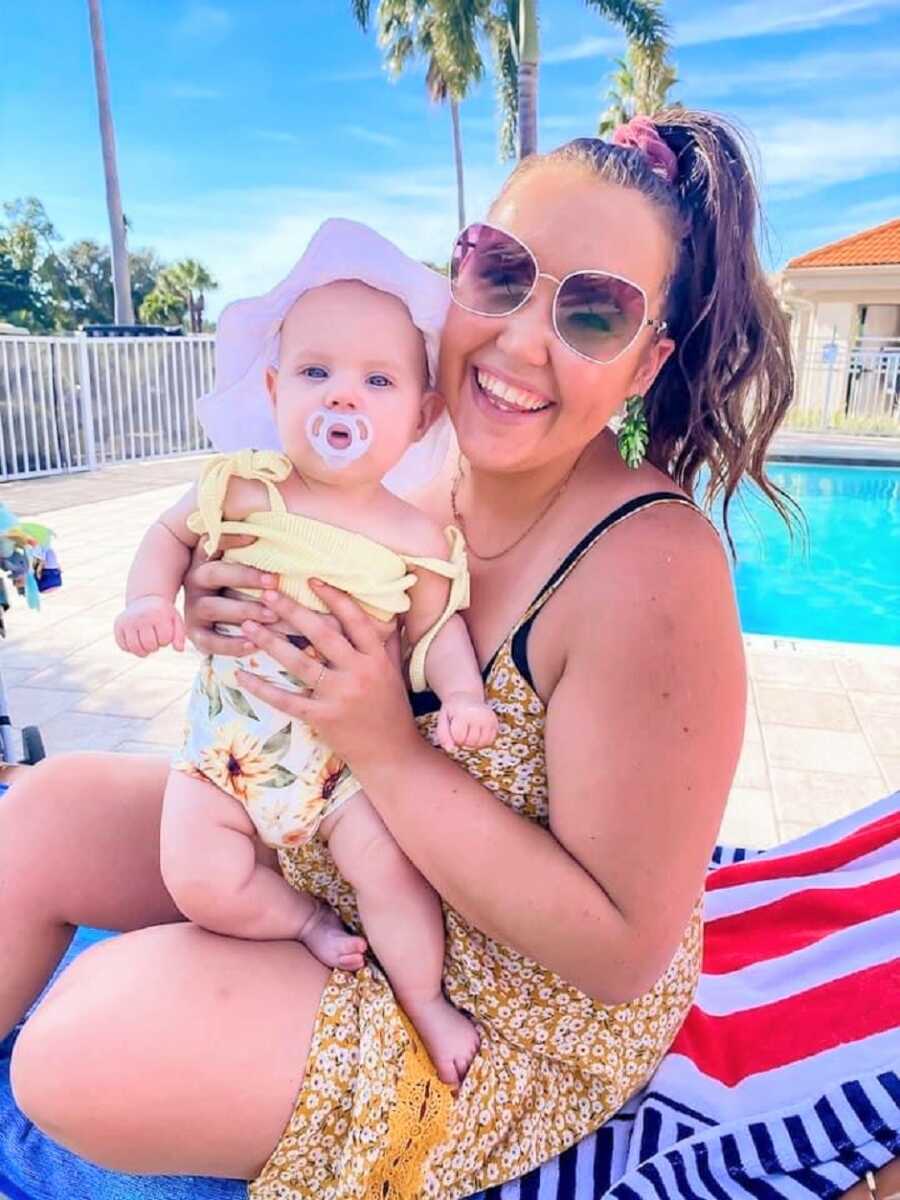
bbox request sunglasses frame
[450,220,668,366]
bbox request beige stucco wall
[780,264,900,351]
[777,264,900,417]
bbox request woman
[2,110,897,1200]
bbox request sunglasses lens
[555,272,647,362]
[450,223,536,316]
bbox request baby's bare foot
[299,900,367,971]
[406,996,481,1087]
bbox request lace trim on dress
[364,1009,453,1199]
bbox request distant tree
[141,259,218,332]
[54,242,167,327]
[139,282,187,328]
[129,249,164,315]
[57,240,113,326]
[2,195,212,332]
[0,246,51,329]
[598,37,678,135]
[355,0,490,231]
[0,198,62,329]
[486,0,668,160]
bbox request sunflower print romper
[174,450,469,848]
[250,493,708,1200]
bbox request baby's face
[267,280,437,485]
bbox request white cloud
[543,0,894,59]
[780,196,900,265]
[674,0,891,45]
[756,114,900,197]
[167,83,222,100]
[844,194,900,222]
[342,125,403,150]
[543,35,622,65]
[686,47,900,97]
[251,129,303,145]
[130,164,508,321]
[174,3,233,41]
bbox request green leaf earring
[617,395,648,470]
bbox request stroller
[0,503,56,768]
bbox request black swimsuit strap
[410,491,709,716]
[509,492,709,693]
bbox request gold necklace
[451,455,582,562]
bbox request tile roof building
[778,218,900,428]
[787,218,900,270]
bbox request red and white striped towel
[474,791,900,1200]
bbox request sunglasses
[449,221,667,365]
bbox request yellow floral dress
[250,493,706,1200]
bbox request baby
[114,221,496,1085]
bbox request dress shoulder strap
[186,449,291,555]
[404,525,470,693]
[509,492,716,692]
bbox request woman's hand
[236,581,421,766]
[182,537,279,656]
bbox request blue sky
[3,1,900,320]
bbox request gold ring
[308,662,327,697]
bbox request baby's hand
[435,691,498,752]
[114,595,185,657]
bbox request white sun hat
[195,217,453,496]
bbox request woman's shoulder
[555,452,735,653]
[564,507,737,702]
[576,444,721,564]
[584,481,728,605]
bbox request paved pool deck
[2,446,898,849]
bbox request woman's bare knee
[12,923,327,1177]
[10,937,119,1152]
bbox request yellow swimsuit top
[186,450,469,693]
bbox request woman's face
[438,164,676,474]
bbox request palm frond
[350,0,372,30]
[484,8,517,159]
[583,0,668,52]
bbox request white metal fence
[2,329,899,481]
[0,334,213,480]
[787,335,900,435]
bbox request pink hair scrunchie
[611,116,678,185]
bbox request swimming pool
[710,462,900,647]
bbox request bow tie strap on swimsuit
[185,450,470,691]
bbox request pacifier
[305,407,374,469]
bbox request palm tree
[138,285,186,329]
[86,0,134,324]
[167,260,218,332]
[144,260,218,333]
[487,0,670,160]
[598,37,678,135]
[352,1,488,230]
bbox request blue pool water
[709,463,900,647]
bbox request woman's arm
[237,507,745,1003]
